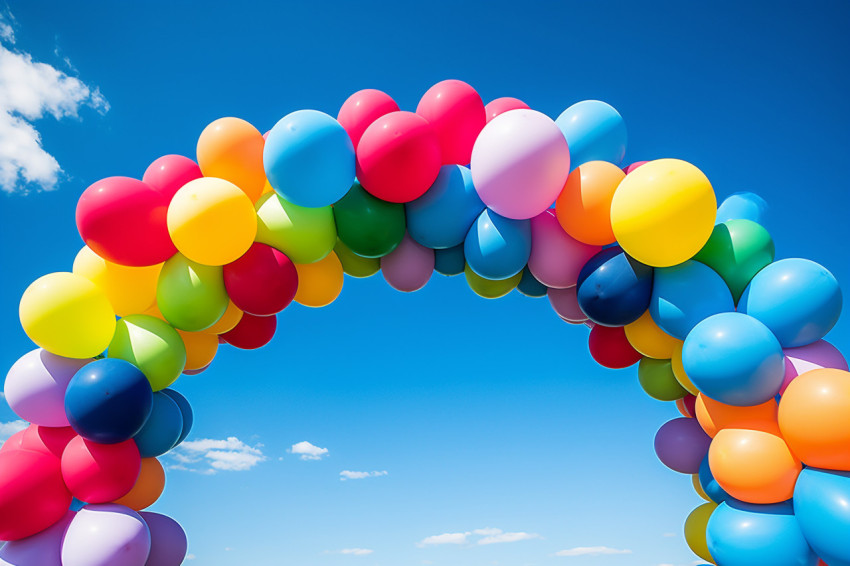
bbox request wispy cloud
[0,11,15,44]
[290,441,328,461]
[325,548,374,556]
[0,419,27,448]
[167,437,266,473]
[417,528,542,548]
[185,555,196,561]
[340,470,388,481]
[554,546,632,557]
[417,532,469,547]
[477,530,542,545]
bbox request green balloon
[638,358,688,401]
[333,183,405,258]
[255,192,337,264]
[464,264,522,299]
[693,219,775,302]
[108,314,186,391]
[157,254,228,332]
[334,239,380,278]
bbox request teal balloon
[133,391,183,458]
[793,468,850,566]
[517,268,547,298]
[698,455,731,504]
[555,100,627,167]
[434,245,465,276]
[716,192,769,227]
[464,209,531,280]
[161,388,193,448]
[407,165,485,249]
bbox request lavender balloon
[654,417,711,474]
[0,510,75,566]
[780,339,849,394]
[61,504,151,566]
[140,513,188,566]
[381,233,434,293]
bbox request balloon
[682,313,785,407]
[0,449,71,540]
[684,502,717,563]
[671,342,699,395]
[483,97,529,122]
[555,160,626,245]
[0,510,73,566]
[255,191,337,264]
[19,272,117,359]
[516,268,547,298]
[464,265,521,299]
[133,392,183,458]
[205,300,243,335]
[555,100,627,167]
[4,349,91,427]
[156,254,229,332]
[176,330,218,371]
[356,111,441,203]
[61,436,141,503]
[588,325,642,369]
[548,286,586,323]
[142,155,202,202]
[166,177,257,266]
[264,110,355,207]
[693,472,712,501]
[654,417,711,474]
[610,159,716,267]
[695,394,779,438]
[223,243,298,315]
[794,468,850,566]
[334,239,381,278]
[716,192,769,226]
[649,261,735,340]
[73,246,162,317]
[61,504,151,566]
[434,245,465,277]
[638,358,688,401]
[333,183,406,257]
[2,425,74,460]
[623,161,648,174]
[416,79,486,165]
[406,165,485,249]
[576,246,652,326]
[293,252,344,307]
[624,311,681,360]
[698,455,731,504]
[529,209,602,289]
[220,312,277,349]
[337,88,400,148]
[108,315,186,391]
[778,368,850,470]
[381,233,434,292]
[678,394,697,418]
[709,428,801,504]
[464,209,531,280]
[140,512,187,566]
[780,339,848,394]
[75,177,176,267]
[114,459,165,511]
[693,219,775,302]
[196,116,265,201]
[64,358,154,444]
[738,258,842,348]
[470,109,570,220]
[160,389,193,447]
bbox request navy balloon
[133,391,184,458]
[464,209,531,280]
[434,244,465,277]
[793,467,850,566]
[576,246,652,326]
[161,388,194,447]
[517,268,547,298]
[407,165,485,249]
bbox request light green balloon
[108,314,186,391]
[255,192,337,264]
[157,254,228,332]
[334,239,380,278]
[464,264,522,299]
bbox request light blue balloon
[464,209,531,280]
[682,312,785,406]
[133,391,183,458]
[264,109,355,208]
[650,260,735,340]
[716,192,769,227]
[517,268,547,298]
[407,165,485,249]
[739,258,842,348]
[434,245,465,277]
[706,500,817,566]
[794,468,850,566]
[555,100,627,168]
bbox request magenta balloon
[337,89,399,149]
[140,512,187,566]
[484,97,530,123]
[548,286,586,323]
[61,504,151,566]
[0,510,74,566]
[529,210,602,288]
[778,339,849,394]
[654,417,711,474]
[142,155,202,202]
[381,233,435,293]
[623,161,648,174]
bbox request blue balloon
[576,246,652,326]
[134,391,183,458]
[161,388,193,447]
[464,209,531,280]
[264,109,355,208]
[716,192,769,227]
[698,454,732,504]
[650,260,735,340]
[517,268,547,298]
[794,468,850,566]
[706,500,817,566]
[555,100,627,168]
[64,358,153,444]
[70,498,86,511]
[407,165,485,249]
[682,312,785,406]
[434,244,465,276]
[739,258,842,348]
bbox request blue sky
[0,1,848,565]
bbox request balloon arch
[1,80,848,566]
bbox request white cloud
[417,532,469,547]
[290,441,328,461]
[340,470,388,481]
[417,528,541,548]
[338,548,374,555]
[185,555,196,561]
[477,530,541,545]
[0,11,15,44]
[167,437,266,473]
[555,546,632,557]
[0,420,27,448]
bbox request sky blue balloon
[264,109,355,208]
[794,468,850,566]
[682,312,785,406]
[407,165,485,249]
[716,192,769,227]
[650,260,735,340]
[161,388,193,448]
[739,258,842,348]
[434,244,465,277]
[464,209,531,280]
[517,268,547,298]
[706,500,817,566]
[133,391,183,458]
[555,100,627,168]
[698,454,731,504]
[576,246,652,326]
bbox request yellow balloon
[684,502,717,564]
[19,272,117,359]
[73,246,162,317]
[177,329,219,370]
[167,177,257,266]
[624,310,681,359]
[692,474,711,502]
[206,300,243,334]
[294,252,344,308]
[672,342,700,395]
[610,159,716,267]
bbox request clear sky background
[0,1,848,565]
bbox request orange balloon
[207,300,243,335]
[294,251,344,308]
[708,428,801,504]
[112,458,165,511]
[695,394,779,437]
[177,330,219,370]
[555,160,625,245]
[196,117,266,202]
[778,368,850,470]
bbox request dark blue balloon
[698,454,731,504]
[134,391,184,458]
[575,246,652,326]
[794,467,850,566]
[64,358,153,444]
[407,165,485,249]
[517,268,547,298]
[161,388,194,447]
[434,244,465,277]
[464,209,531,280]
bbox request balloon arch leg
[1,81,847,566]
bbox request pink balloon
[529,210,602,288]
[484,97,530,122]
[140,512,188,566]
[471,109,570,220]
[623,161,648,174]
[337,89,400,149]
[779,339,849,394]
[0,510,74,566]
[142,155,202,202]
[0,449,71,541]
[548,286,587,323]
[381,233,434,292]
[416,80,486,166]
[0,429,26,454]
[61,436,141,503]
[4,425,76,459]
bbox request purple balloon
[140,512,187,566]
[654,417,711,474]
[779,339,849,394]
[381,232,434,292]
[61,504,151,566]
[0,510,75,566]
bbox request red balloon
[61,436,141,503]
[0,449,72,540]
[76,177,176,266]
[588,325,642,369]
[355,111,441,203]
[337,89,400,149]
[416,80,486,165]
[142,155,203,202]
[484,97,530,123]
[220,312,277,349]
[223,243,298,316]
[6,425,77,458]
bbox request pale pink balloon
[416,79,486,166]
[337,89,399,149]
[484,97,530,123]
[548,286,587,323]
[529,210,602,288]
[779,339,849,394]
[381,233,435,293]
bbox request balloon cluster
[2,79,847,566]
